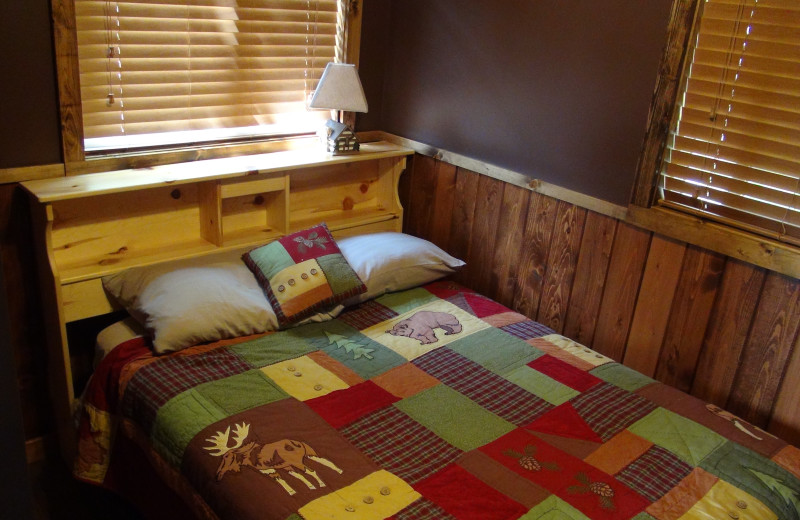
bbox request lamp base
[318,119,361,155]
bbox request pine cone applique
[567,472,616,511]
[503,444,560,473]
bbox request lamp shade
[309,62,368,113]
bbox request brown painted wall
[358,0,673,205]
[0,1,62,168]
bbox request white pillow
[337,232,465,304]
[102,250,279,354]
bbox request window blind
[75,0,342,153]
[659,0,800,245]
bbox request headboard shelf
[23,141,413,462]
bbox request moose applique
[386,311,462,345]
[205,423,343,496]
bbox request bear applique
[386,311,462,345]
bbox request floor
[28,457,143,520]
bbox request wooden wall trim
[362,131,629,220]
[628,206,800,280]
[363,131,800,281]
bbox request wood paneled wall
[400,154,800,446]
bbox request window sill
[65,135,321,176]
[626,204,800,279]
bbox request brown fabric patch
[530,431,601,460]
[636,382,784,458]
[457,450,550,509]
[182,399,377,520]
[583,429,653,475]
[773,445,800,479]
[481,311,528,328]
[645,467,718,520]
[526,338,595,371]
[306,350,364,387]
[371,362,440,398]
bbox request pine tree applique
[325,331,375,360]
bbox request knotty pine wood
[591,223,652,362]
[512,191,559,320]
[691,259,766,405]
[401,154,800,446]
[654,246,725,393]
[562,212,617,346]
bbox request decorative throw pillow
[242,223,366,325]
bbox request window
[656,0,800,245]
[57,0,353,158]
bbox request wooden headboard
[22,141,413,460]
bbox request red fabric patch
[84,336,151,412]
[279,223,341,263]
[526,403,604,443]
[464,293,511,318]
[528,355,602,392]
[414,464,527,520]
[423,281,475,300]
[305,380,400,429]
[480,429,649,519]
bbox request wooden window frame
[630,0,799,279]
[50,0,363,175]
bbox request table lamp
[308,62,369,154]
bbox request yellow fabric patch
[261,356,349,401]
[679,479,777,520]
[270,259,328,306]
[299,470,419,520]
[361,300,490,360]
[540,334,614,367]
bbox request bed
[71,232,799,520]
[23,145,800,519]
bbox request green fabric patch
[519,495,586,519]
[317,253,363,294]
[701,441,800,520]
[590,363,655,392]
[394,384,515,452]
[229,330,317,368]
[196,369,288,416]
[505,365,579,406]
[627,407,726,466]
[375,287,439,314]
[291,319,406,379]
[244,243,294,281]
[151,389,226,467]
[631,513,659,520]
[447,327,544,376]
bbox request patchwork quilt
[75,282,800,520]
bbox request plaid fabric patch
[338,299,398,330]
[412,348,553,426]
[570,382,657,441]
[393,497,459,520]
[616,445,693,502]
[121,347,250,431]
[340,405,463,484]
[501,320,556,340]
